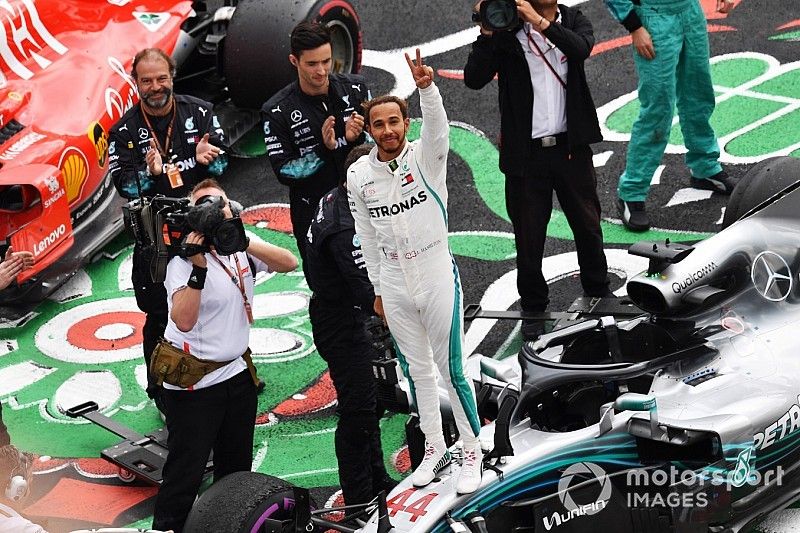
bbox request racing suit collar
[369,141,410,174]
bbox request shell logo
[87,120,109,167]
[58,147,89,204]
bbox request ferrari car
[0,0,361,315]
[175,157,800,532]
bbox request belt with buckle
[531,132,567,149]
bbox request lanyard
[210,252,254,324]
[141,99,176,158]
[525,28,566,89]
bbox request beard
[142,86,173,110]
[375,136,406,159]
[373,126,408,159]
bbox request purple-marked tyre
[222,0,362,109]
[183,472,318,533]
[722,156,800,228]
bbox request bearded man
[109,48,227,411]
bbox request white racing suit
[347,83,480,447]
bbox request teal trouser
[617,0,722,202]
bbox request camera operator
[305,144,396,506]
[0,445,48,533]
[109,48,227,411]
[464,0,611,340]
[151,179,297,533]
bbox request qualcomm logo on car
[543,462,611,531]
[751,251,792,302]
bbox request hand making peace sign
[404,48,434,90]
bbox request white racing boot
[412,440,451,487]
[456,445,483,494]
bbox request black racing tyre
[183,472,316,533]
[222,0,362,109]
[721,156,800,228]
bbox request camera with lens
[123,194,249,282]
[471,0,520,31]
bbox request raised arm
[406,49,449,180]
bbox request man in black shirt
[263,22,370,261]
[109,48,226,408]
[305,145,395,505]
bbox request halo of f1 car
[0,0,361,318]
[67,156,800,532]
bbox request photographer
[151,179,297,533]
[305,144,395,506]
[109,48,227,410]
[464,0,611,340]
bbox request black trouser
[309,298,390,506]
[132,246,169,404]
[290,197,316,263]
[152,369,257,533]
[505,143,609,312]
[0,404,9,446]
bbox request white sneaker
[412,441,451,487]
[456,446,483,494]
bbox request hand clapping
[0,247,34,290]
[196,133,222,165]
[146,138,163,175]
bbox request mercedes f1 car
[0,0,361,313]
[173,157,800,532]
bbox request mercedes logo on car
[751,251,793,302]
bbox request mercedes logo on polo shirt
[751,251,793,302]
[291,109,303,123]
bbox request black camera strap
[525,28,566,89]
[210,252,254,324]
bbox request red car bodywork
[0,0,193,302]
